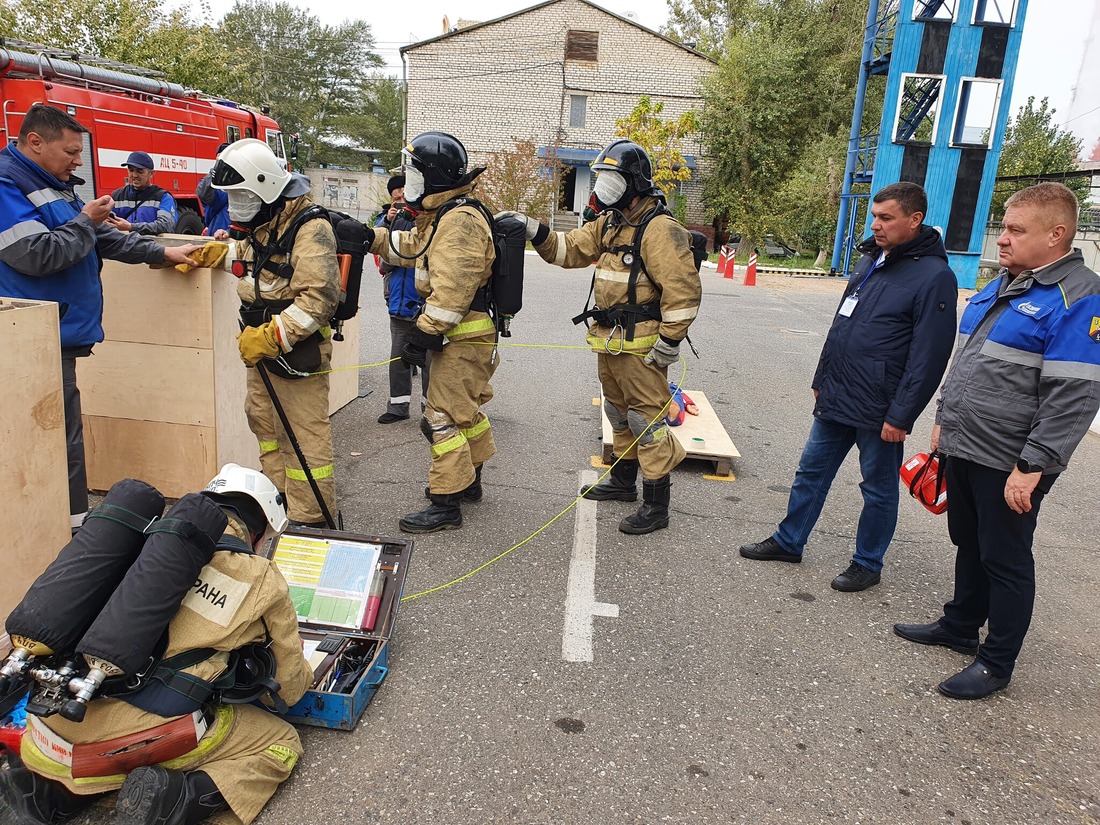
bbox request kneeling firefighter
[211,139,340,527]
[499,139,702,534]
[359,131,500,534]
[0,464,313,825]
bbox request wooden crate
[79,249,360,498]
[0,298,70,621]
[599,390,741,479]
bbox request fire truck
[1,39,289,233]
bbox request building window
[566,30,599,62]
[973,0,1017,25]
[913,0,957,21]
[893,73,945,145]
[951,79,1002,147]
[569,95,588,128]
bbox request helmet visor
[402,153,426,206]
[210,158,246,187]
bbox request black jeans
[941,456,1058,678]
[61,356,89,521]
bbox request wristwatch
[1016,458,1043,474]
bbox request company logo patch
[1090,316,1100,343]
[1017,301,1043,316]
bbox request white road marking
[562,470,619,663]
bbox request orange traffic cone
[717,245,729,276]
[743,252,757,286]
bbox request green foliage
[662,0,754,56]
[991,96,1088,218]
[475,138,560,221]
[698,0,866,252]
[614,95,699,196]
[773,132,846,256]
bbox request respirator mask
[228,189,264,223]
[592,170,628,212]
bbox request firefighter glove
[238,319,284,366]
[643,336,680,368]
[495,211,549,245]
[174,241,230,273]
[402,325,444,368]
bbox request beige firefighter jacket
[369,183,496,342]
[234,194,341,351]
[22,520,312,792]
[534,197,701,353]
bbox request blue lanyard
[852,257,883,297]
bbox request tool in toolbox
[267,526,412,730]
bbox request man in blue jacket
[106,150,179,235]
[196,143,231,235]
[0,105,200,532]
[375,174,429,424]
[740,182,958,591]
[895,183,1100,699]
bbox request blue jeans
[772,417,904,573]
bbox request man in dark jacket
[106,150,178,235]
[740,182,958,591]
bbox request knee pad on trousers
[627,409,666,447]
[419,416,434,443]
[604,399,629,431]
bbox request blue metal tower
[832,0,1030,288]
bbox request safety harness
[571,203,670,341]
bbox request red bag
[900,450,947,515]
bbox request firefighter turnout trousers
[245,341,335,523]
[598,347,686,479]
[424,332,498,494]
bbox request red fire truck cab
[1,40,288,234]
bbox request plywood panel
[77,341,215,426]
[0,298,71,620]
[84,415,216,498]
[328,320,361,415]
[211,271,258,471]
[100,260,214,348]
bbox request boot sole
[618,518,669,535]
[399,519,463,534]
[114,767,166,825]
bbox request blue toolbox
[267,526,413,730]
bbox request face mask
[593,170,627,211]
[228,189,264,222]
[403,165,426,206]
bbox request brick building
[401,0,715,227]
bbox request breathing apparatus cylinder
[1,479,166,694]
[64,493,228,721]
[491,216,528,337]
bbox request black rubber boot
[580,457,639,501]
[115,767,227,825]
[400,492,463,533]
[619,475,671,534]
[424,465,483,502]
[0,753,91,824]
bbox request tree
[991,96,1088,218]
[772,132,847,264]
[662,0,755,56]
[475,138,560,221]
[215,0,382,168]
[328,75,405,171]
[614,95,699,209]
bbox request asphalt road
[74,254,1100,824]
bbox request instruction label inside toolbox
[267,526,413,730]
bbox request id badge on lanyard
[839,257,882,318]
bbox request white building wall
[404,0,714,224]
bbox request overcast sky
[208,0,1094,142]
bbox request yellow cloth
[238,319,282,366]
[174,241,229,273]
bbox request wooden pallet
[596,390,740,480]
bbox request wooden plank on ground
[599,390,739,478]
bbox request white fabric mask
[404,165,426,206]
[593,170,627,209]
[228,189,264,222]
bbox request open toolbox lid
[266,526,413,642]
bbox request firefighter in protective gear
[499,139,702,535]
[210,138,340,526]
[363,131,497,533]
[0,465,312,825]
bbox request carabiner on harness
[604,324,626,355]
[272,355,311,378]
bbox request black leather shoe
[893,620,979,655]
[938,660,1011,700]
[739,537,801,563]
[377,411,409,424]
[830,561,881,592]
[115,767,227,825]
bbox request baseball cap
[122,151,154,170]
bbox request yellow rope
[400,355,689,602]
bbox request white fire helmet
[203,463,289,538]
[209,138,292,204]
